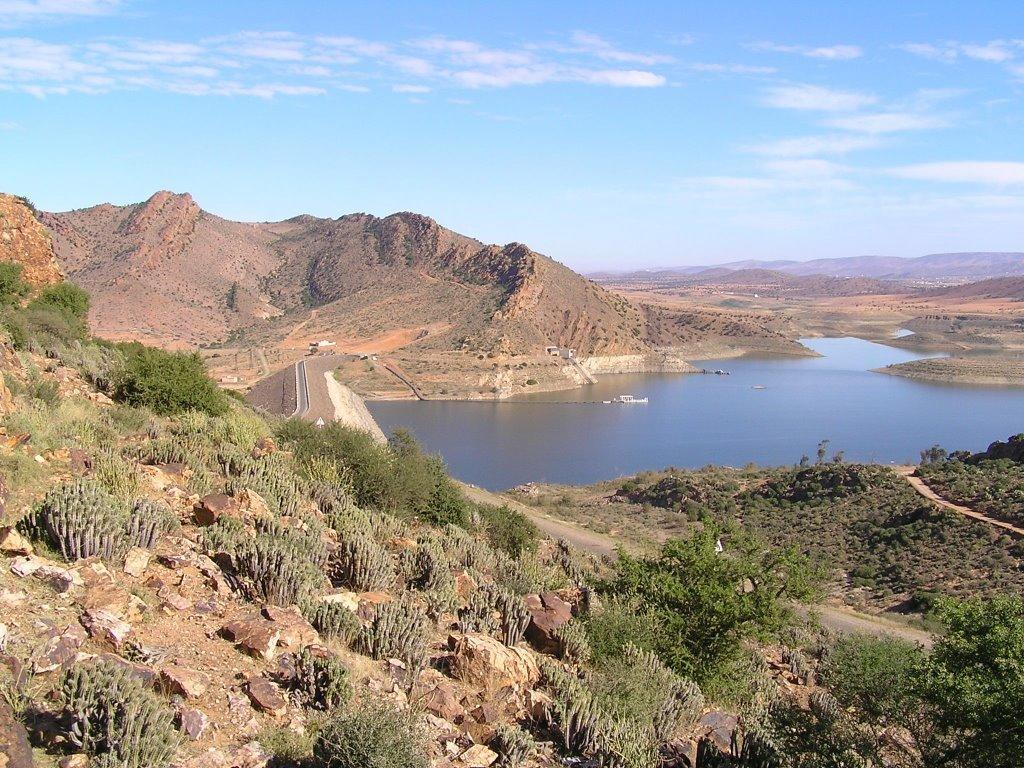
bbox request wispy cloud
[0,0,119,26]
[751,42,863,60]
[899,39,1024,82]
[565,31,675,66]
[0,29,672,98]
[746,134,883,157]
[887,161,1024,186]
[762,83,877,111]
[687,62,776,75]
[824,111,950,134]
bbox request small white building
[308,340,337,354]
[545,346,576,359]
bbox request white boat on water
[610,394,648,404]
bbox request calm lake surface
[367,338,1024,490]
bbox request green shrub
[30,281,90,321]
[112,343,228,416]
[311,700,427,768]
[0,262,30,305]
[61,658,180,768]
[820,635,923,722]
[478,504,539,557]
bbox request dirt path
[457,483,621,558]
[458,483,934,644]
[896,467,1024,538]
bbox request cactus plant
[61,659,180,768]
[457,584,530,646]
[234,533,327,606]
[301,600,361,646]
[330,533,396,591]
[553,620,593,666]
[126,498,178,550]
[358,595,431,675]
[293,647,352,711]
[22,479,128,561]
[490,723,536,768]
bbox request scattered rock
[222,618,281,661]
[235,489,270,518]
[523,592,573,654]
[123,547,151,577]
[320,589,359,611]
[59,755,89,768]
[0,623,6,652]
[696,710,739,753]
[159,664,209,699]
[421,683,466,722]
[0,589,26,608]
[194,493,238,526]
[260,605,318,651]
[177,706,210,740]
[454,571,477,601]
[80,608,132,650]
[449,634,540,690]
[229,741,271,768]
[245,676,287,716]
[34,624,88,673]
[524,688,552,721]
[0,525,32,556]
[158,586,193,613]
[157,552,193,570]
[251,436,276,458]
[459,744,498,767]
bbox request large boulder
[523,592,573,654]
[0,700,33,768]
[449,633,539,691]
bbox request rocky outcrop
[0,700,33,768]
[580,351,698,376]
[0,193,64,291]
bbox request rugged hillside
[640,268,905,297]
[41,192,724,357]
[0,193,64,291]
[921,276,1024,301]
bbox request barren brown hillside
[40,191,788,359]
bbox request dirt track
[897,467,1024,537]
[458,482,934,645]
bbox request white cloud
[0,0,118,25]
[762,83,877,111]
[581,69,665,87]
[825,111,950,134]
[0,29,673,97]
[960,41,1017,63]
[887,161,1024,185]
[746,134,883,157]
[763,158,846,177]
[688,62,776,75]
[751,42,863,60]
[392,83,430,93]
[566,31,674,65]
[899,39,1024,69]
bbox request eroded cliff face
[0,194,64,291]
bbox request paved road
[293,360,310,417]
[897,467,1024,538]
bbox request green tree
[917,596,1024,767]
[603,525,820,686]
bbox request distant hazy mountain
[593,252,1024,281]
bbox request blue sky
[1,1,1023,271]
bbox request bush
[599,526,818,689]
[0,262,29,305]
[112,343,228,416]
[311,700,427,768]
[61,659,180,768]
[820,635,923,722]
[478,504,539,557]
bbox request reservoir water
[367,338,1024,490]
